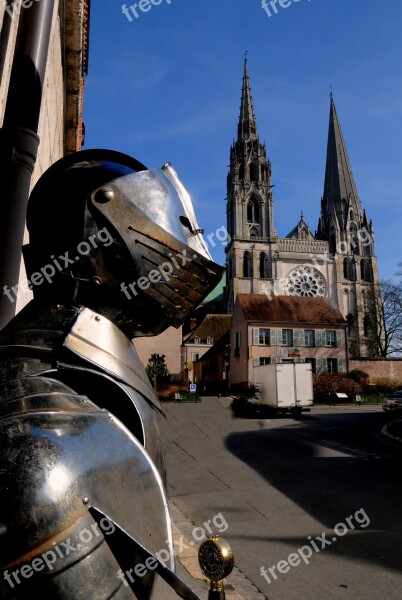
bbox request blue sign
[189,384,197,393]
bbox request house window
[304,330,315,347]
[253,357,271,366]
[281,329,293,346]
[325,331,336,347]
[235,332,241,358]
[191,353,201,362]
[254,328,270,346]
[207,337,214,345]
[193,337,200,344]
[327,358,338,373]
[305,358,316,374]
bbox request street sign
[189,384,197,393]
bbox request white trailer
[253,363,314,415]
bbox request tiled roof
[198,331,230,361]
[184,314,232,344]
[236,294,346,325]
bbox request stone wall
[349,359,402,382]
[133,327,183,381]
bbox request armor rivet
[82,497,89,505]
[94,188,114,204]
[92,277,102,286]
[95,315,101,322]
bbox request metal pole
[0,0,56,329]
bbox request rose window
[285,266,326,298]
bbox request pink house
[230,294,348,386]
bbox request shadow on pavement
[225,411,402,573]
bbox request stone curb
[169,499,268,600]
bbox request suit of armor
[0,150,223,599]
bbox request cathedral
[223,59,380,358]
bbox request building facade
[223,60,380,357]
[230,294,348,386]
[181,314,232,383]
[133,326,183,382]
[0,0,90,323]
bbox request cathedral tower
[224,59,276,313]
[223,62,380,357]
[316,93,380,355]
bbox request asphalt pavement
[156,397,402,600]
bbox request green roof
[285,225,298,238]
[201,273,226,305]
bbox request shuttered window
[253,328,270,346]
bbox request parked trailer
[253,363,314,415]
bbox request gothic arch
[346,313,355,336]
[350,223,359,255]
[343,258,356,282]
[259,252,271,279]
[330,225,336,253]
[249,163,257,182]
[363,313,374,337]
[247,196,260,224]
[243,251,253,278]
[360,259,373,283]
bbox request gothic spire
[318,94,367,250]
[237,57,258,141]
[322,94,363,224]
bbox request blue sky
[83,0,402,281]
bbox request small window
[305,358,316,374]
[193,337,200,344]
[304,330,315,347]
[325,331,336,347]
[254,357,271,366]
[191,353,201,362]
[235,332,241,358]
[206,337,214,345]
[327,358,338,373]
[282,329,293,346]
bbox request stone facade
[349,359,402,382]
[224,61,381,358]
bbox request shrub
[313,374,361,404]
[156,381,188,402]
[348,369,369,386]
[369,377,402,394]
[230,382,261,400]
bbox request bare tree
[364,279,402,357]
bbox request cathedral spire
[323,93,361,211]
[319,93,366,250]
[237,57,258,141]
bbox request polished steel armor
[0,150,224,599]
